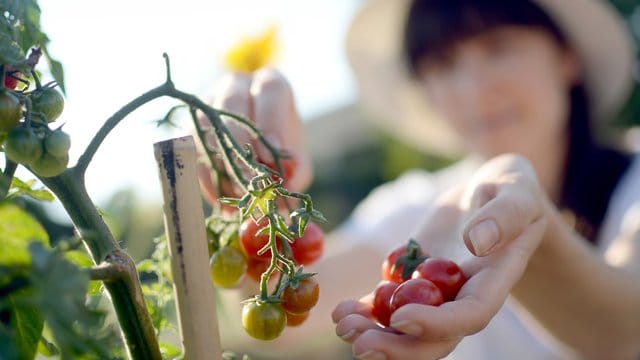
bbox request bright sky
[26,0,360,215]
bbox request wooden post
[154,135,222,359]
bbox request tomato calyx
[388,239,429,282]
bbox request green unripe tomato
[44,129,71,157]
[210,246,247,288]
[242,301,286,341]
[30,151,68,177]
[0,89,22,131]
[31,87,64,123]
[4,127,43,165]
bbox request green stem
[39,171,161,360]
[0,158,17,200]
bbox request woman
[201,0,640,359]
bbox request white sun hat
[346,0,637,155]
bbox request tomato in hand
[382,240,427,283]
[390,278,444,312]
[210,246,247,288]
[0,89,22,131]
[286,311,309,327]
[281,276,319,315]
[31,87,64,123]
[4,127,43,165]
[242,300,286,341]
[412,257,467,301]
[239,218,280,261]
[371,280,400,327]
[291,222,324,266]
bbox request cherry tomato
[286,311,309,327]
[4,127,43,165]
[371,280,400,327]
[281,276,320,315]
[390,278,444,313]
[412,257,467,302]
[31,87,64,123]
[242,300,286,341]
[382,240,427,283]
[4,68,20,90]
[44,129,71,157]
[0,89,22,131]
[239,218,281,261]
[210,246,247,288]
[291,222,324,266]
[245,257,273,282]
[30,152,68,177]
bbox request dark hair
[403,0,631,243]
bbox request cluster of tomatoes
[0,66,69,177]
[207,214,324,340]
[372,239,467,327]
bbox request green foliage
[0,243,120,359]
[0,202,48,264]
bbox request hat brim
[346,0,636,155]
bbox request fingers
[251,68,312,192]
[462,163,545,257]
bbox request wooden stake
[154,135,222,359]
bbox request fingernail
[338,329,357,341]
[356,350,387,360]
[468,219,499,256]
[390,320,423,337]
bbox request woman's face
[417,26,579,159]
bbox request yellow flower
[224,25,279,73]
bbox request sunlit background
[35,0,360,207]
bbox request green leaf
[0,31,25,67]
[26,242,117,358]
[0,202,48,265]
[44,55,64,94]
[7,292,43,360]
[37,335,59,356]
[7,177,55,202]
[159,341,181,359]
[0,322,20,360]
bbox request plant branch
[0,158,17,200]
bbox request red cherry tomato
[390,278,444,313]
[286,311,309,327]
[371,280,400,327]
[246,257,272,282]
[239,218,281,261]
[281,277,320,315]
[291,222,324,266]
[381,246,407,283]
[412,257,467,302]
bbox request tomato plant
[291,221,324,266]
[0,2,327,358]
[30,86,64,123]
[241,300,287,341]
[285,311,309,327]
[0,89,21,131]
[3,126,42,165]
[281,276,320,315]
[412,257,467,301]
[239,218,281,261]
[210,245,247,288]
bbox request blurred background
[7,0,640,357]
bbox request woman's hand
[196,68,312,204]
[332,154,550,360]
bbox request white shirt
[339,153,640,359]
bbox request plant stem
[40,171,161,360]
